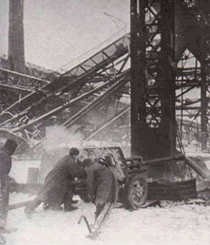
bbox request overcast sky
[0,0,130,70]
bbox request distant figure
[85,157,117,219]
[0,139,18,234]
[24,147,86,219]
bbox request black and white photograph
[1,0,210,244]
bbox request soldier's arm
[76,165,87,179]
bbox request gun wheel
[124,174,148,209]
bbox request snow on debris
[4,140,210,245]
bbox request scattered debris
[87,202,114,240]
[79,202,114,240]
[78,215,92,233]
[197,188,210,200]
[141,200,161,208]
[185,199,206,205]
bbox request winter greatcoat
[0,148,12,227]
[86,163,116,206]
[37,154,86,208]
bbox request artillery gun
[74,146,199,210]
[75,146,148,209]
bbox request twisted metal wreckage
[2,0,210,239]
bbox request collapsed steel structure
[0,0,210,160]
[2,0,210,208]
[131,0,210,158]
[0,33,131,145]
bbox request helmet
[69,147,79,156]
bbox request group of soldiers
[0,139,117,239]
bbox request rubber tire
[123,174,148,209]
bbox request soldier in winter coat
[85,157,117,219]
[24,147,86,219]
[0,139,17,233]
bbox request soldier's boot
[0,219,17,234]
[64,200,78,212]
[24,198,42,219]
[50,206,63,211]
[63,195,78,212]
[43,203,50,210]
[65,206,78,212]
[72,200,78,204]
[0,235,6,244]
[0,227,18,234]
[24,208,33,220]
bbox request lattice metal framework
[131,0,176,159]
[0,34,130,143]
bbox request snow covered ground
[10,159,40,184]
[4,140,210,245]
[5,194,210,245]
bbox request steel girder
[1,34,129,117]
[0,33,130,140]
[131,0,176,159]
[131,0,210,157]
[0,61,130,144]
[176,0,210,150]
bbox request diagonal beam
[62,71,130,128]
[84,106,130,141]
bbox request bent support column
[185,156,210,180]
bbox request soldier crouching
[83,157,117,219]
[24,147,86,219]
